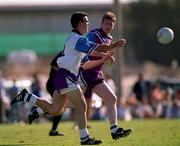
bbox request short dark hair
[102,11,116,23]
[71,12,88,28]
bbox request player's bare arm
[95,39,126,52]
[82,52,113,70]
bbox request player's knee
[81,102,87,112]
[53,110,62,116]
[106,94,117,105]
[49,107,62,116]
[58,108,65,115]
[76,101,87,112]
[112,95,117,103]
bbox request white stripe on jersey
[93,30,106,44]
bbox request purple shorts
[80,68,104,89]
[53,68,78,91]
[84,87,93,99]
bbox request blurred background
[0,0,179,123]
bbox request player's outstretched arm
[95,39,126,52]
[90,51,109,57]
[82,52,113,70]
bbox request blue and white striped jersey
[57,31,99,76]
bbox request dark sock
[51,114,62,131]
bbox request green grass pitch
[0,119,179,146]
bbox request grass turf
[0,119,179,146]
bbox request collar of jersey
[72,29,82,35]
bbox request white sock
[80,128,89,141]
[36,107,44,115]
[110,124,119,133]
[24,93,39,105]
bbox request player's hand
[115,39,126,48]
[102,51,113,62]
[108,55,115,64]
[107,50,115,64]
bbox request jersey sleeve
[86,32,96,43]
[75,36,99,54]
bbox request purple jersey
[82,28,113,71]
[80,28,113,90]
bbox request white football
[157,27,174,44]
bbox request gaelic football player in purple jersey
[80,12,131,140]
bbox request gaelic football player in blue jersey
[11,12,126,145]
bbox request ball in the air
[157,27,174,44]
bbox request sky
[0,0,139,6]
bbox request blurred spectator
[7,79,21,123]
[0,70,3,122]
[155,87,173,118]
[132,73,148,102]
[117,97,132,121]
[128,94,138,118]
[0,70,4,123]
[131,73,154,119]
[150,82,162,112]
[31,73,42,97]
[166,89,180,118]
[135,97,154,119]
[0,71,10,123]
